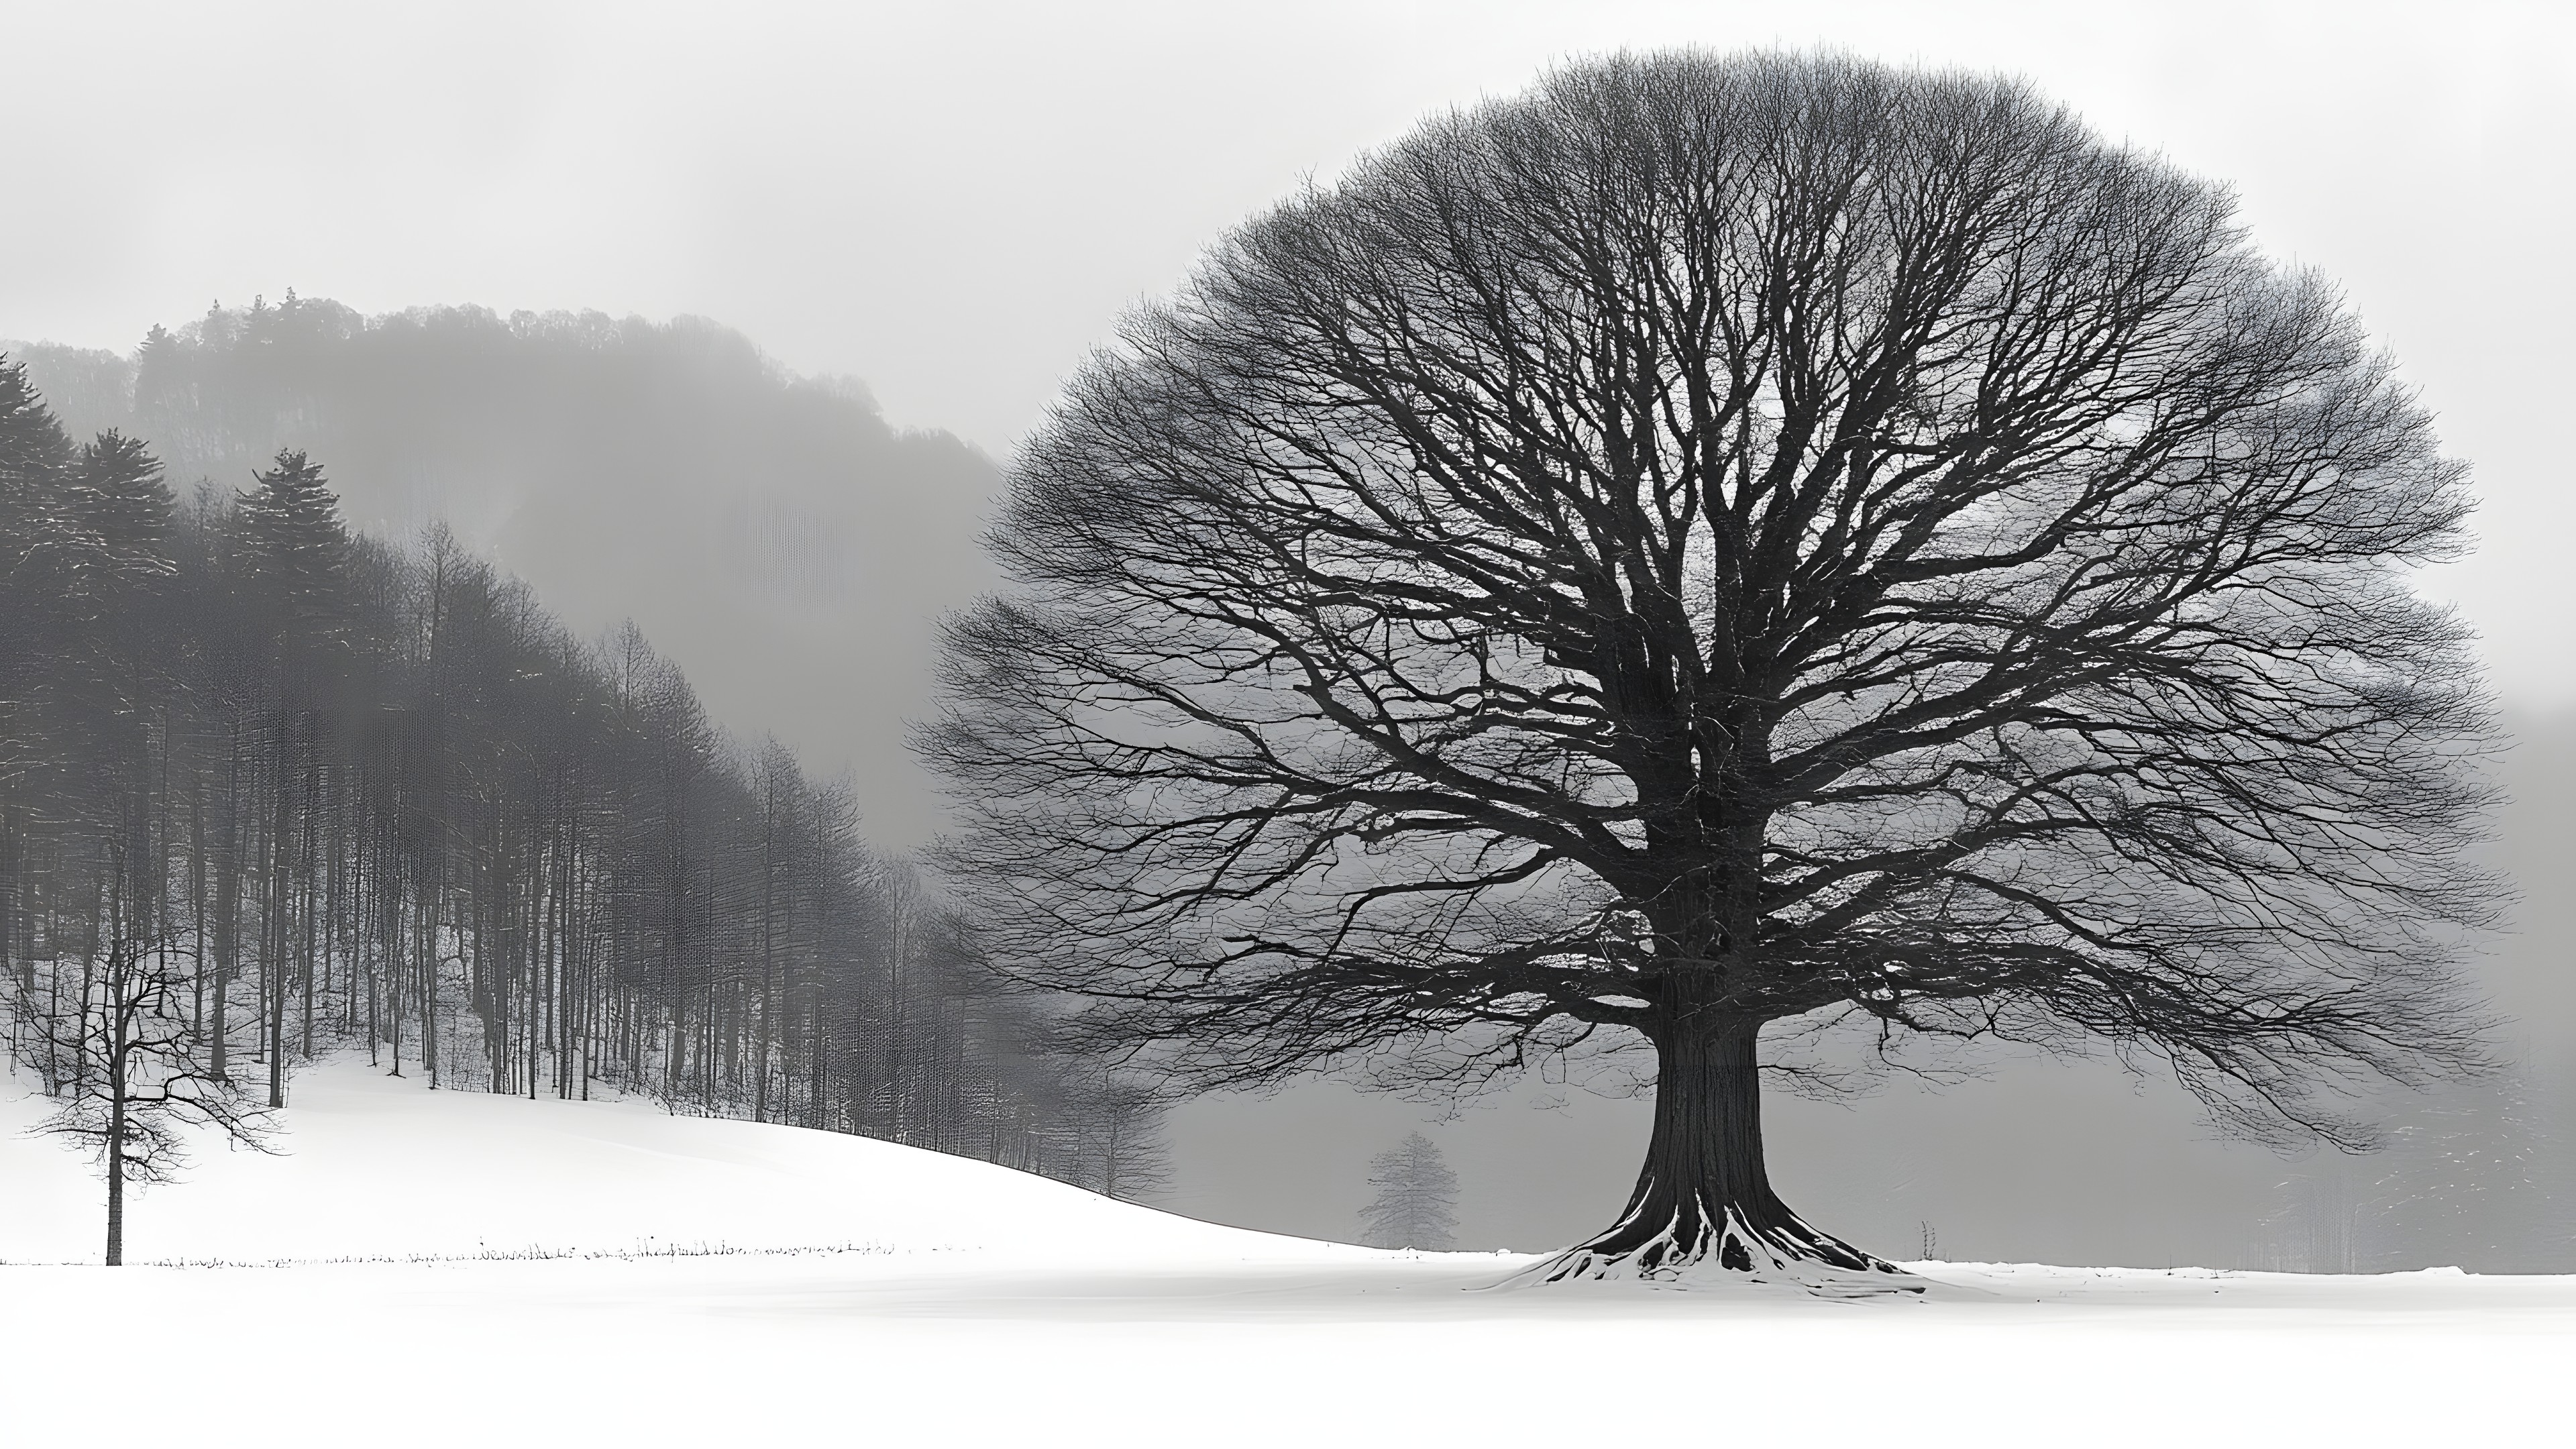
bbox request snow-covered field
[3,1064,2568,1445]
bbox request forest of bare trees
[0,352,1161,1221]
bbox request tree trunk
[189,784,207,1033]
[105,1081,126,1267]
[1527,1008,1913,1291]
[267,730,292,1109]
[298,761,317,1061]
[420,885,440,1089]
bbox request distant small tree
[1065,1069,1173,1202]
[1358,1132,1460,1250]
[32,895,274,1265]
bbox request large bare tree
[924,52,2500,1289]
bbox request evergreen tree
[0,353,72,504]
[0,356,83,679]
[235,447,349,660]
[0,355,74,1018]
[59,430,176,762]
[68,431,175,595]
[1358,1132,1459,1251]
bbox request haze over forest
[5,1,2573,1275]
[10,299,998,848]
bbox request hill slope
[0,1061,1340,1266]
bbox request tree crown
[927,51,2498,1142]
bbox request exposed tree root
[1498,1197,1929,1299]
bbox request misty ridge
[10,295,1000,848]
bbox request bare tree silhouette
[924,52,2502,1289]
[28,908,275,1265]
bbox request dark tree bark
[105,1079,126,1266]
[1543,1004,1894,1282]
[210,730,241,1079]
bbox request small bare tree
[33,907,274,1265]
[925,52,2502,1290]
[1065,1068,1173,1202]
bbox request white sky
[5,0,2571,700]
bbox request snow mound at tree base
[1501,1250,1941,1299]
[1495,1201,1979,1299]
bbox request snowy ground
[3,1064,2569,1445]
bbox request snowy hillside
[0,1059,1347,1266]
[5,1062,2571,1447]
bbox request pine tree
[235,447,349,659]
[1358,1132,1459,1250]
[0,353,72,503]
[0,356,74,1025]
[58,430,176,759]
[0,356,84,666]
[68,431,175,596]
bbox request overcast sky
[4,0,2570,700]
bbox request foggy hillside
[9,297,1002,847]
